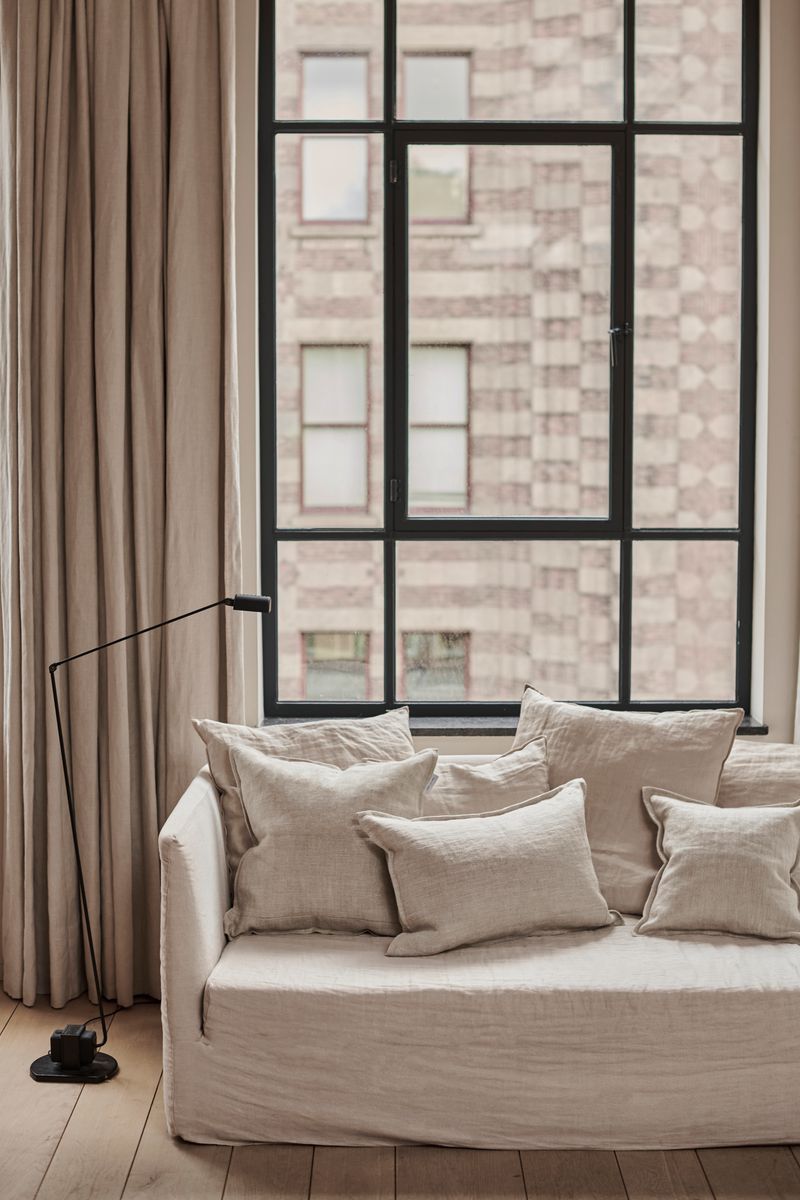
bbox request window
[402,633,469,700]
[303,632,370,701]
[409,346,469,512]
[262,1,757,718]
[301,346,368,512]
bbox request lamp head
[225,594,272,614]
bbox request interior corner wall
[235,0,262,725]
[234,1,800,747]
[751,0,800,743]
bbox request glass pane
[276,135,383,529]
[302,137,368,222]
[302,55,368,120]
[303,346,367,424]
[409,428,468,510]
[403,56,470,120]
[276,1,382,120]
[304,632,369,701]
[633,136,742,528]
[278,541,383,700]
[409,145,470,223]
[636,0,742,122]
[396,541,619,701]
[631,540,738,700]
[403,632,468,700]
[397,0,623,121]
[302,428,368,509]
[409,346,468,424]
[408,144,612,518]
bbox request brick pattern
[273,0,742,704]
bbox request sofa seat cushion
[198,920,800,1148]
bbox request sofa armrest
[159,766,229,1044]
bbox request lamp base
[30,1052,118,1084]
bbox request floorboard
[616,1150,713,1199]
[698,1146,800,1199]
[122,1079,232,1199]
[397,1147,526,1200]
[0,988,18,1034]
[520,1149,628,1199]
[310,1147,394,1200]
[0,996,97,1200]
[224,1144,314,1200]
[36,1004,163,1200]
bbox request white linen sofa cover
[160,751,800,1149]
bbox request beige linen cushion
[719,739,800,808]
[423,736,549,817]
[636,789,800,942]
[359,779,620,957]
[194,709,415,875]
[224,745,437,938]
[511,687,742,914]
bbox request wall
[235,0,800,745]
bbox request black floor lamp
[30,593,271,1084]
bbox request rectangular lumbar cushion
[635,789,800,942]
[511,687,742,914]
[422,736,549,817]
[224,746,437,937]
[358,779,620,956]
[193,709,416,876]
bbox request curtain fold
[0,0,243,1007]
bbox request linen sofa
[160,741,800,1149]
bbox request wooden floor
[2,994,800,1200]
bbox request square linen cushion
[636,789,800,942]
[358,779,620,957]
[422,736,549,817]
[194,708,415,876]
[224,745,437,938]
[719,739,800,808]
[511,687,742,914]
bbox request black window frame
[259,0,759,721]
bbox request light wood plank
[520,1150,628,1199]
[224,1144,313,1200]
[616,1150,713,1199]
[397,1147,526,1199]
[0,996,96,1200]
[310,1147,394,1200]
[698,1146,800,1199]
[0,988,18,1034]
[37,1003,163,1200]
[122,1079,232,1199]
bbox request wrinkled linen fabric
[192,919,800,1147]
[512,687,742,914]
[636,790,800,941]
[0,0,241,1005]
[422,736,549,816]
[361,780,619,956]
[225,747,438,936]
[194,708,416,876]
[720,739,800,807]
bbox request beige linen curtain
[0,0,243,1006]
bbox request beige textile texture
[225,746,437,937]
[636,790,800,941]
[194,708,415,875]
[423,736,549,816]
[720,738,800,807]
[0,0,242,1005]
[512,688,742,913]
[360,780,619,956]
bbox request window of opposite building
[263,1,758,719]
[303,632,370,701]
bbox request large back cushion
[719,739,800,807]
[512,688,742,914]
[194,709,415,875]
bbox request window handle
[609,323,631,369]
